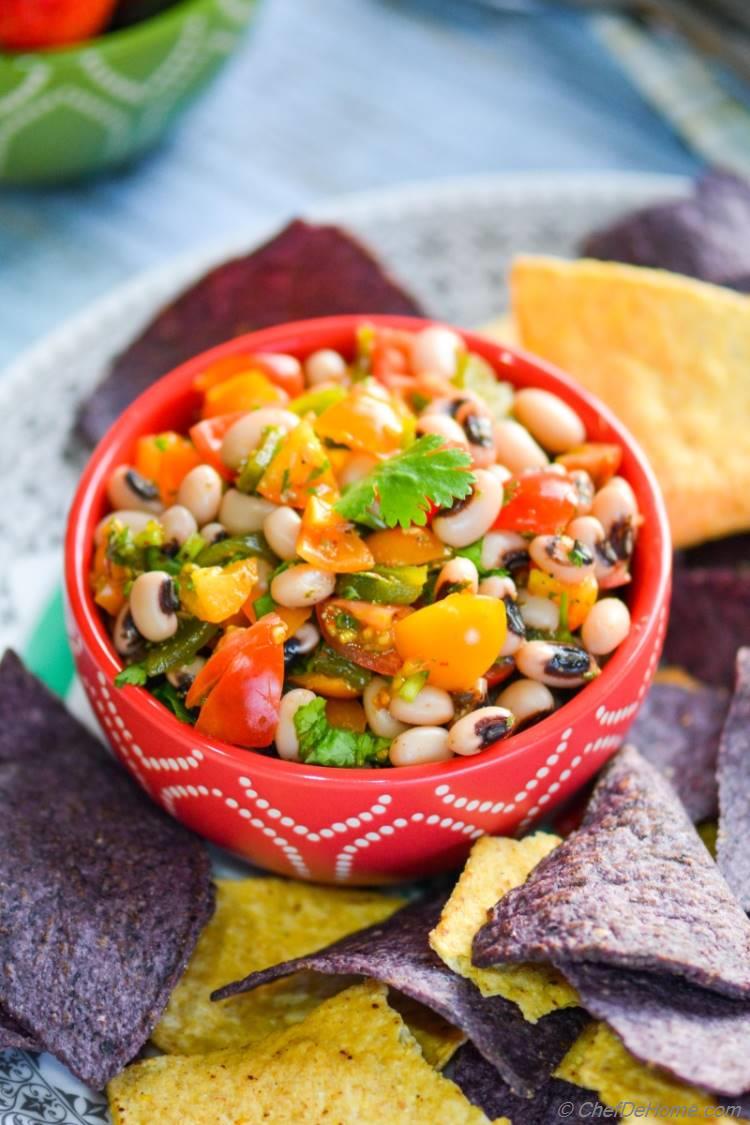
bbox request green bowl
[0,0,260,184]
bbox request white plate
[0,171,686,1121]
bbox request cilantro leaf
[151,680,198,724]
[293,697,390,768]
[115,664,148,687]
[335,434,474,530]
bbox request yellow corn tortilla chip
[153,879,404,1056]
[389,993,466,1070]
[429,834,578,1022]
[511,256,750,548]
[110,982,501,1125]
[479,313,518,346]
[556,1022,716,1116]
[698,820,718,856]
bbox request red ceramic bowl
[65,316,671,885]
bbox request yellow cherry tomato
[315,382,407,454]
[257,420,338,508]
[394,593,506,692]
[527,568,599,631]
[366,526,451,567]
[180,558,259,623]
[297,496,374,573]
[201,371,287,418]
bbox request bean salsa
[92,324,640,768]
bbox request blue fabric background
[0,0,700,368]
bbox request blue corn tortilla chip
[663,568,750,689]
[0,1010,41,1053]
[76,220,424,445]
[213,894,588,1097]
[473,746,750,998]
[446,1042,604,1123]
[629,681,728,823]
[717,648,750,910]
[581,170,750,290]
[560,962,750,1099]
[0,651,214,1089]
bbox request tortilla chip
[628,681,728,822]
[717,649,750,910]
[653,666,703,690]
[698,820,718,856]
[581,171,750,291]
[511,255,750,548]
[479,314,517,346]
[664,569,750,688]
[429,834,578,1022]
[109,982,496,1125]
[214,894,588,1097]
[154,878,403,1055]
[556,1020,716,1114]
[561,962,750,1099]
[448,1042,603,1123]
[0,651,214,1088]
[473,746,750,999]
[77,220,424,445]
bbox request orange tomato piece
[90,539,127,616]
[325,698,367,732]
[257,420,338,508]
[366,526,451,567]
[193,354,259,393]
[135,432,201,505]
[297,496,374,573]
[188,414,243,480]
[287,671,362,699]
[394,593,506,692]
[195,352,304,398]
[315,382,407,454]
[201,371,288,419]
[180,559,259,624]
[527,568,599,632]
[556,443,622,488]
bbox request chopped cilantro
[253,591,276,618]
[335,434,474,530]
[455,540,510,579]
[154,435,170,452]
[151,680,198,724]
[293,697,390,768]
[115,664,148,687]
[567,540,593,567]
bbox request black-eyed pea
[480,530,529,573]
[435,557,479,599]
[271,564,336,607]
[447,706,515,756]
[161,505,198,547]
[167,655,206,692]
[528,534,595,584]
[177,464,223,525]
[219,490,277,535]
[478,575,517,601]
[304,349,348,385]
[283,621,320,665]
[95,509,153,546]
[566,515,605,550]
[389,685,455,726]
[129,571,179,643]
[569,468,595,515]
[106,465,162,514]
[513,388,586,453]
[199,521,228,544]
[432,469,503,548]
[112,604,142,656]
[500,595,526,657]
[517,592,559,633]
[263,506,302,561]
[220,408,299,470]
[591,476,638,535]
[515,640,599,688]
[389,726,453,766]
[493,419,548,475]
[410,325,464,378]
[496,679,555,726]
[363,677,407,739]
[417,413,468,448]
[275,689,317,761]
[581,598,631,655]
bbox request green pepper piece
[454,353,514,420]
[142,619,219,677]
[289,644,372,692]
[195,533,275,568]
[290,385,347,417]
[236,426,283,494]
[335,565,427,605]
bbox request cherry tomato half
[189,617,285,748]
[555,443,623,488]
[189,413,244,480]
[494,470,578,536]
[317,599,412,675]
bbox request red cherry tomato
[494,470,578,536]
[317,599,412,675]
[188,413,244,480]
[0,0,117,49]
[555,443,623,488]
[190,618,284,748]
